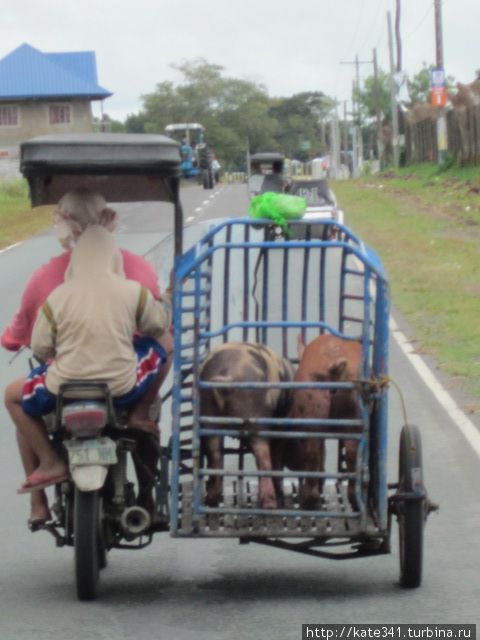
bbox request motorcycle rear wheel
[74,488,103,600]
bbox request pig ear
[297,334,305,360]
[329,358,347,380]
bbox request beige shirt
[31,225,171,396]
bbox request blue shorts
[22,337,167,417]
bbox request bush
[438,151,457,173]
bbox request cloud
[2,0,479,121]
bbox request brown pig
[199,342,294,509]
[271,334,362,510]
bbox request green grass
[333,164,480,402]
[0,179,53,248]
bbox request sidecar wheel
[397,424,425,589]
[74,488,102,600]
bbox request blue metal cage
[169,218,390,544]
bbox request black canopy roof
[20,133,182,207]
[250,152,285,164]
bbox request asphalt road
[0,183,479,639]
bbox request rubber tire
[74,488,101,600]
[202,170,209,189]
[97,496,108,571]
[398,424,424,589]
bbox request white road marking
[390,316,480,459]
[185,216,195,224]
[0,241,22,255]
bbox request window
[0,106,19,126]
[49,104,71,125]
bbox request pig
[271,334,362,510]
[199,342,294,509]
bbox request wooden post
[434,0,448,163]
[387,11,400,168]
[373,48,384,168]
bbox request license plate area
[64,437,117,466]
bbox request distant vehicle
[285,158,303,179]
[179,141,198,179]
[247,152,285,198]
[165,122,205,147]
[310,156,330,179]
[287,177,344,238]
[164,123,216,188]
[165,123,204,180]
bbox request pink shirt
[1,248,161,351]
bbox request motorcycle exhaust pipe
[120,506,151,537]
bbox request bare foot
[19,459,68,493]
[33,459,68,480]
[29,490,51,522]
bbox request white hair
[53,188,118,249]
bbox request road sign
[431,86,447,108]
[431,68,445,88]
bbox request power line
[374,28,386,60]
[339,0,368,67]
[403,2,434,41]
[356,0,388,55]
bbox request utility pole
[395,0,405,165]
[434,0,448,163]
[341,54,373,125]
[355,54,361,112]
[373,48,384,169]
[387,11,400,168]
[395,0,402,72]
[351,81,359,177]
[341,54,372,177]
[435,0,444,69]
[329,104,341,179]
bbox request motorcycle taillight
[63,402,108,437]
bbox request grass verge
[333,163,480,404]
[0,180,52,249]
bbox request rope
[388,376,409,426]
[252,245,267,343]
[353,375,409,426]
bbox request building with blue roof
[0,43,112,179]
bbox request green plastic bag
[248,192,307,230]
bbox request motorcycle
[40,380,169,600]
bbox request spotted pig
[199,342,294,509]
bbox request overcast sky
[2,0,478,121]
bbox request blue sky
[2,0,478,120]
